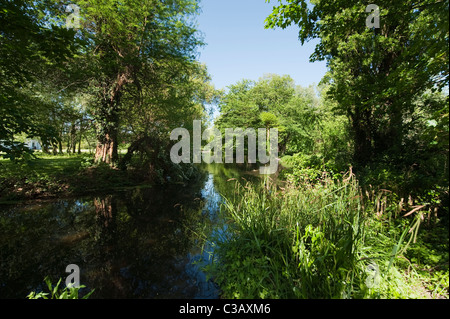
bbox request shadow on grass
[0,154,153,203]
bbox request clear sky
[195,0,328,91]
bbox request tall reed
[207,173,424,299]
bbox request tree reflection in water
[0,167,225,299]
[0,164,263,298]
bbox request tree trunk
[94,101,120,165]
[94,196,117,228]
[351,108,374,168]
[95,132,118,165]
[52,142,58,155]
[94,71,128,166]
[94,99,120,165]
[70,122,76,154]
[42,141,50,154]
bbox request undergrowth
[203,172,449,299]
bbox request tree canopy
[0,0,218,177]
[265,0,449,170]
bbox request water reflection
[0,164,269,299]
[0,166,233,299]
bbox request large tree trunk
[94,102,119,165]
[95,131,118,165]
[94,71,128,166]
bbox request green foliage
[0,0,80,159]
[0,141,35,162]
[1,0,215,177]
[356,92,449,210]
[208,176,365,298]
[66,0,209,165]
[259,112,279,128]
[27,277,94,299]
[280,153,327,184]
[265,0,449,169]
[2,0,448,300]
[0,153,158,201]
[0,154,87,201]
[205,173,448,299]
[216,75,349,166]
[263,3,449,262]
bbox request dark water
[0,164,261,299]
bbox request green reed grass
[206,174,433,299]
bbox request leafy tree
[0,0,79,159]
[65,0,205,166]
[265,0,449,169]
[118,61,219,181]
[216,79,261,130]
[216,74,327,161]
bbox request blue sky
[195,0,328,91]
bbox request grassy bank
[205,173,449,299]
[0,153,153,203]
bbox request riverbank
[1,155,448,299]
[0,153,192,203]
[0,153,268,204]
[204,173,449,299]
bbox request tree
[265,0,449,168]
[66,0,204,166]
[118,61,219,180]
[216,74,322,159]
[0,0,79,159]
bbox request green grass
[0,153,83,201]
[0,148,204,203]
[0,153,85,172]
[204,174,449,299]
[0,153,150,202]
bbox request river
[0,164,263,299]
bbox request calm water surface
[0,164,261,299]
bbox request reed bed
[206,172,432,299]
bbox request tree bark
[94,71,129,166]
[72,126,77,154]
[78,135,82,154]
[95,131,118,165]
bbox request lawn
[0,152,147,202]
